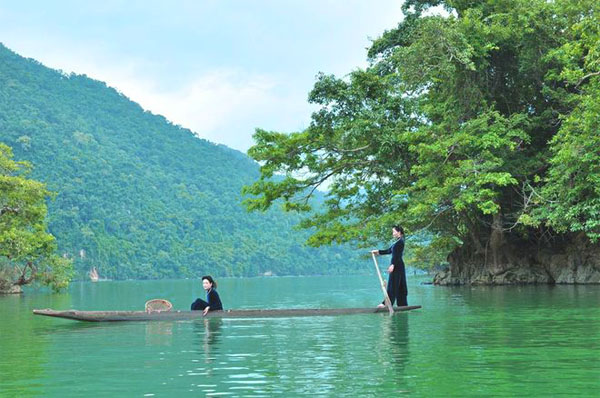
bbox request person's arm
[378,246,392,255]
[372,245,392,257]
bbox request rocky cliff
[434,234,600,285]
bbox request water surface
[1,276,598,397]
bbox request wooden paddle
[371,252,394,315]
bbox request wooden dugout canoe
[33,305,421,322]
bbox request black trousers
[191,298,209,311]
[383,267,408,307]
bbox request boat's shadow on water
[32,319,187,337]
[33,320,114,336]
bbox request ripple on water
[3,277,599,397]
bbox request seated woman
[191,275,223,315]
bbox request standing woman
[191,275,223,316]
[372,225,408,307]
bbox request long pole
[371,253,394,315]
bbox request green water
[1,275,598,397]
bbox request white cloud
[116,68,316,152]
[0,1,409,153]
[4,38,314,152]
[132,69,308,151]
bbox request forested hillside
[0,43,359,280]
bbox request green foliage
[0,143,73,291]
[244,0,600,267]
[0,44,359,280]
[535,1,600,241]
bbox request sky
[0,0,405,152]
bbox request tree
[0,143,72,292]
[243,0,600,278]
[533,2,600,241]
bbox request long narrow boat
[33,305,421,322]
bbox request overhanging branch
[575,71,600,88]
[14,262,37,286]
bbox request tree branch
[14,262,37,286]
[0,206,20,216]
[576,71,600,88]
[332,144,370,153]
[301,159,376,204]
[413,205,452,233]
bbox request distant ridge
[0,43,356,280]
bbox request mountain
[0,43,360,280]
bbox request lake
[1,275,599,397]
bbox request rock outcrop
[434,234,600,285]
[0,284,23,294]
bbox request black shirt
[206,288,223,310]
[378,238,405,268]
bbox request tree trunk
[14,262,36,286]
[488,211,505,268]
[464,213,486,254]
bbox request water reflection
[386,314,410,353]
[194,318,223,361]
[144,321,173,346]
[0,291,75,397]
[379,314,411,394]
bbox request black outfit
[378,237,408,306]
[191,288,223,311]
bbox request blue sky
[0,0,405,152]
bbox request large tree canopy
[0,143,72,292]
[244,0,600,269]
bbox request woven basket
[145,299,173,313]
